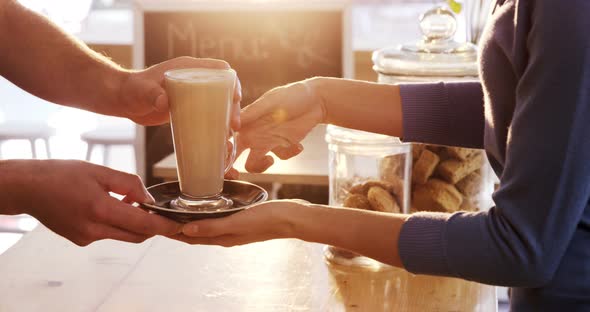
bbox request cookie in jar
[410,144,494,213]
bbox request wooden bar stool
[0,121,55,159]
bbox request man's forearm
[0,0,128,114]
[308,77,403,138]
[0,160,34,215]
[287,203,408,267]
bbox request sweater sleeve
[400,81,485,149]
[398,0,590,286]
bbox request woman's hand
[173,198,407,267]
[237,79,325,173]
[171,200,306,247]
[0,160,182,246]
[117,57,242,128]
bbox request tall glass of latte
[164,68,237,211]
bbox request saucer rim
[141,180,269,215]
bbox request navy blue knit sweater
[398,0,590,310]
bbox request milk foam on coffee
[165,68,236,197]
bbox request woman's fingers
[99,196,182,236]
[240,92,279,126]
[170,233,270,248]
[169,234,233,246]
[169,201,298,246]
[93,224,151,244]
[224,167,240,180]
[245,150,274,173]
[241,132,305,172]
[224,141,239,180]
[272,143,303,160]
[231,77,242,130]
[182,215,238,237]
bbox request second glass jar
[372,6,495,214]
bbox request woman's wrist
[274,200,313,239]
[303,77,329,124]
[281,202,339,245]
[302,77,403,137]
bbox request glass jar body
[324,126,412,269]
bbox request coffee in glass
[164,68,237,211]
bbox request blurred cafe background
[0,0,505,309]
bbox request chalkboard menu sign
[133,0,353,183]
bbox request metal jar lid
[372,6,478,78]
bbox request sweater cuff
[398,212,456,276]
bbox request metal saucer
[140,180,268,223]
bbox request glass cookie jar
[324,125,411,268]
[372,6,495,214]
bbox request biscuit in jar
[412,149,440,185]
[456,171,483,197]
[413,179,463,212]
[367,186,401,213]
[344,193,372,211]
[437,153,484,184]
[445,146,476,161]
